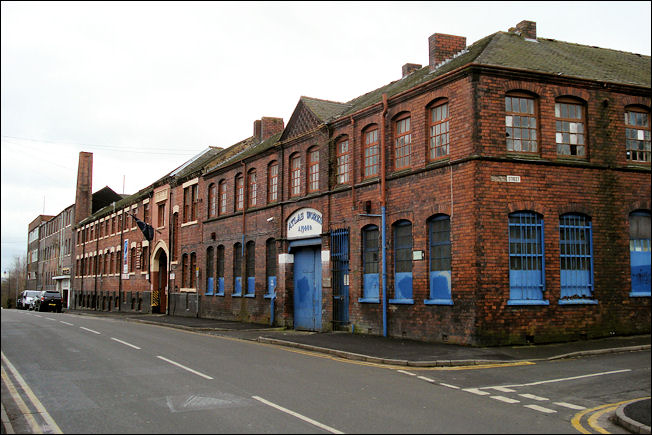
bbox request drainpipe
[349,115,356,213]
[241,160,246,299]
[119,208,124,312]
[380,93,388,337]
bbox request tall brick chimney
[74,152,93,225]
[510,20,537,40]
[429,33,467,71]
[254,117,284,142]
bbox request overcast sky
[1,1,651,275]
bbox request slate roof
[319,31,651,121]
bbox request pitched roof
[300,96,350,122]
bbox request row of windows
[75,245,149,277]
[358,210,651,305]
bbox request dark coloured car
[33,291,63,313]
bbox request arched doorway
[151,246,168,314]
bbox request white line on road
[80,327,100,334]
[417,376,436,383]
[491,386,516,393]
[59,321,74,326]
[554,402,586,410]
[397,370,416,376]
[111,337,141,350]
[524,404,557,414]
[252,395,344,434]
[463,388,491,395]
[490,396,520,404]
[156,356,213,380]
[519,393,549,401]
[45,317,57,321]
[439,383,460,389]
[490,369,631,389]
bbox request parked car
[20,290,41,310]
[33,291,63,313]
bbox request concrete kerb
[615,399,651,434]
[547,344,652,361]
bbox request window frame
[558,213,596,304]
[425,215,453,305]
[390,220,414,304]
[359,225,380,303]
[505,93,539,154]
[235,173,244,212]
[245,240,256,296]
[508,211,547,305]
[248,169,257,208]
[268,161,279,203]
[233,242,243,296]
[265,238,277,297]
[625,107,651,163]
[206,246,215,295]
[428,100,450,161]
[393,114,412,170]
[629,210,651,296]
[290,153,301,197]
[555,98,587,158]
[218,180,227,215]
[336,137,351,184]
[363,126,380,179]
[208,183,217,218]
[307,147,320,193]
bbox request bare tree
[1,254,27,308]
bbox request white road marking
[156,356,213,380]
[491,395,520,404]
[554,402,586,410]
[519,393,549,401]
[252,395,344,434]
[491,386,516,393]
[490,369,631,389]
[417,376,436,383]
[45,317,57,322]
[59,321,74,326]
[439,383,460,389]
[463,388,491,395]
[524,404,557,414]
[80,327,100,334]
[397,370,416,376]
[110,337,141,350]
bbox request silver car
[21,290,40,310]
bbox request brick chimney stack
[510,20,537,39]
[402,63,422,78]
[254,117,284,142]
[74,152,93,225]
[429,33,467,71]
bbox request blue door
[293,247,322,330]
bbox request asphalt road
[2,309,650,433]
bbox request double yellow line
[571,396,650,434]
[1,351,62,434]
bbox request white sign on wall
[287,208,323,240]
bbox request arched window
[171,212,179,262]
[248,169,257,208]
[290,153,301,197]
[394,114,412,170]
[189,252,197,289]
[266,238,277,296]
[555,98,587,157]
[361,225,380,301]
[505,93,538,153]
[245,241,255,296]
[429,100,450,160]
[307,147,320,193]
[625,107,651,162]
[233,243,242,295]
[559,213,595,303]
[391,220,413,302]
[235,174,244,211]
[268,161,279,203]
[208,183,217,218]
[130,247,136,273]
[219,180,228,215]
[426,215,452,304]
[181,253,188,288]
[629,210,651,296]
[508,211,546,304]
[363,125,380,178]
[336,137,351,184]
[206,246,215,295]
[216,245,225,295]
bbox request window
[157,203,165,228]
[308,147,319,193]
[426,215,452,304]
[248,170,257,208]
[245,241,255,296]
[189,252,196,289]
[555,100,586,157]
[143,203,150,224]
[216,245,225,295]
[290,154,301,197]
[630,211,651,296]
[235,174,244,211]
[219,180,227,215]
[394,116,412,170]
[508,212,547,304]
[141,245,148,272]
[171,212,179,262]
[429,101,450,160]
[361,225,380,302]
[336,137,350,184]
[181,253,188,288]
[268,162,279,203]
[625,108,651,162]
[183,184,198,223]
[130,247,136,273]
[266,238,277,296]
[559,214,595,303]
[206,246,215,295]
[364,127,380,178]
[391,220,413,303]
[233,243,242,295]
[506,94,538,153]
[208,183,217,218]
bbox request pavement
[63,309,651,433]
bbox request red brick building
[64,20,650,346]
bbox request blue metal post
[382,205,387,337]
